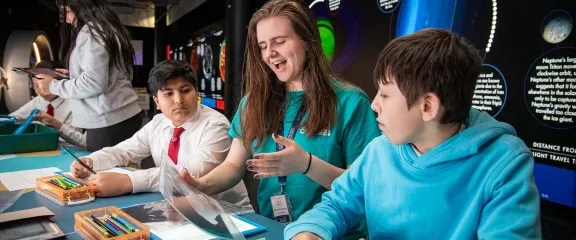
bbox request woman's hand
[180,168,207,192]
[54,68,69,78]
[246,134,310,179]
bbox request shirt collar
[162,105,203,131]
[49,97,64,108]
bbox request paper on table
[0,167,62,191]
[148,216,257,240]
[0,154,16,161]
[230,217,257,233]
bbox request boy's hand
[292,232,323,240]
[247,134,310,179]
[70,157,93,178]
[88,172,133,197]
[34,110,63,130]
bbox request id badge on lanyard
[270,103,306,224]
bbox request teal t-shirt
[229,86,381,238]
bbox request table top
[0,150,285,239]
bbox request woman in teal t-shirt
[180,0,380,238]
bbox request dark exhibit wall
[163,0,267,115]
[491,0,576,211]
[127,26,155,88]
[185,22,226,111]
[164,0,227,112]
[308,0,493,98]
[0,2,61,68]
[306,0,576,211]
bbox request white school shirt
[10,96,86,148]
[88,105,251,208]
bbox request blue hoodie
[284,109,541,239]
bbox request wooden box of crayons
[74,206,150,240]
[35,175,96,206]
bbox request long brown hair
[241,0,338,150]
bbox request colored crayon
[61,176,81,187]
[89,215,117,237]
[102,219,124,235]
[106,215,131,234]
[82,216,111,237]
[112,214,139,232]
[47,179,66,189]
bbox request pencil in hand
[61,146,97,174]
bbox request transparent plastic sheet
[159,150,246,240]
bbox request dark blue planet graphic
[396,0,493,55]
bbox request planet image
[310,0,360,72]
[395,0,492,56]
[219,40,226,82]
[317,19,335,61]
[542,12,573,44]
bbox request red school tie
[47,104,54,117]
[168,128,185,164]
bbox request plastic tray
[0,123,60,154]
[74,206,150,240]
[35,175,95,206]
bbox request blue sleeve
[228,97,246,140]
[341,93,381,166]
[477,151,542,239]
[284,143,371,239]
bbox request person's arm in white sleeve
[89,123,151,172]
[140,120,231,193]
[182,120,231,178]
[9,97,39,121]
[49,29,109,99]
[59,124,86,148]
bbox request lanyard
[276,102,307,189]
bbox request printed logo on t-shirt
[299,128,331,136]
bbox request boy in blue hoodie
[284,28,541,240]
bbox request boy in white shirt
[10,61,85,148]
[70,60,251,208]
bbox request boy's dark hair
[373,28,482,124]
[148,60,198,97]
[35,60,64,69]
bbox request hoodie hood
[400,108,517,169]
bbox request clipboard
[12,67,68,80]
[0,207,66,239]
